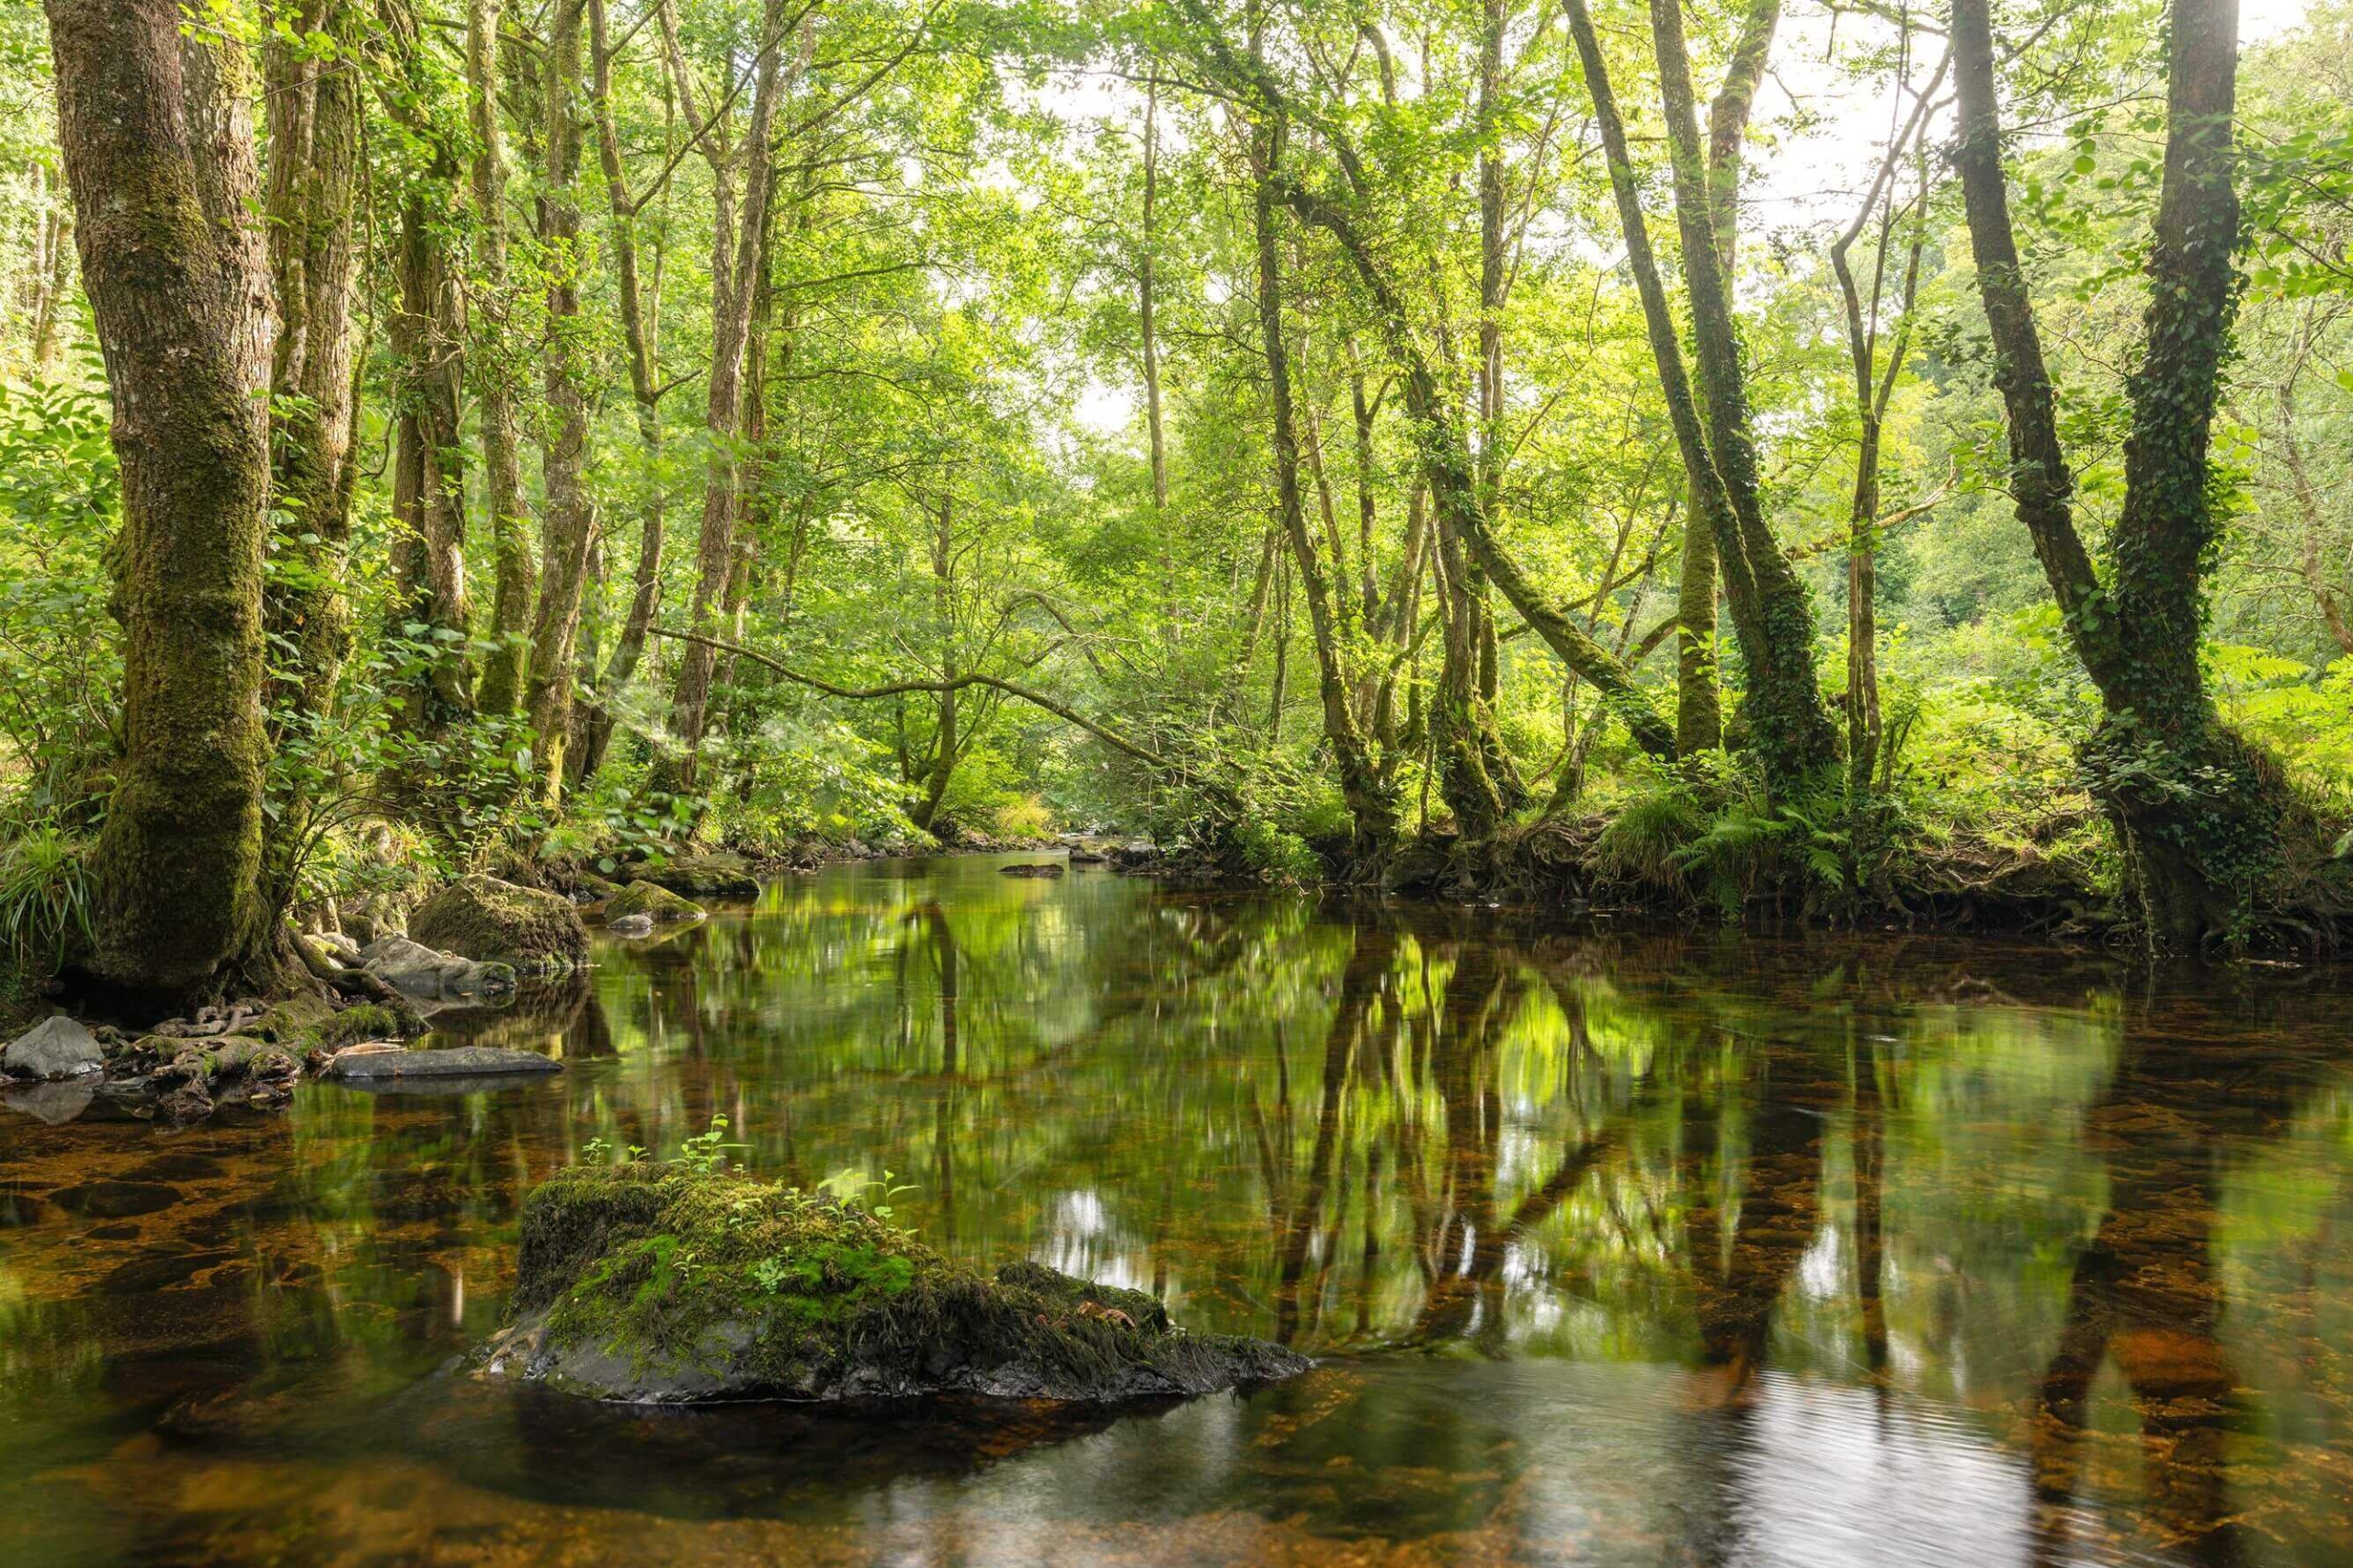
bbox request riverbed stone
[474,1164,1310,1404]
[5,1016,105,1080]
[999,861,1065,879]
[361,937,519,1003]
[327,1045,563,1081]
[606,914,655,938]
[410,875,589,974]
[607,880,706,924]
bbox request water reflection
[3,857,2350,1566]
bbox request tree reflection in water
[3,858,2350,1567]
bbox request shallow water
[4,855,2351,1567]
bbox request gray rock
[313,929,364,965]
[361,937,518,1003]
[605,914,655,937]
[4,1078,97,1124]
[5,1016,105,1081]
[327,1045,563,1081]
[999,861,1066,879]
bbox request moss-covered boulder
[254,995,425,1052]
[476,1165,1309,1405]
[606,880,705,924]
[409,875,588,974]
[636,854,760,901]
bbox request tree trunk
[652,0,790,799]
[1643,0,1839,788]
[1951,0,2293,946]
[913,497,960,835]
[261,0,361,730]
[524,0,595,801]
[469,0,536,716]
[48,0,277,1010]
[573,0,668,783]
[1252,117,1396,856]
[386,177,473,736]
[1278,182,1680,767]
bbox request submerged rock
[605,914,655,938]
[4,1016,104,1080]
[606,880,706,924]
[409,875,589,974]
[999,861,1065,879]
[475,1165,1309,1405]
[635,854,760,901]
[327,1044,563,1081]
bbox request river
[4,854,2349,1565]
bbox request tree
[1950,0,2303,944]
[44,0,277,1009]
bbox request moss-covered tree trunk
[469,0,537,718]
[1952,0,2294,947]
[48,0,277,1011]
[525,0,595,801]
[1642,0,1840,789]
[261,0,361,727]
[1251,119,1397,858]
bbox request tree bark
[48,0,277,1010]
[469,0,536,716]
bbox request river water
[3,855,2350,1566]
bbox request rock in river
[606,880,706,924]
[473,1164,1310,1404]
[409,874,589,974]
[606,913,656,937]
[4,1016,105,1080]
[327,1045,563,1082]
[634,853,760,901]
[361,937,518,1004]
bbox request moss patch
[606,880,705,924]
[636,855,760,900]
[410,875,588,974]
[495,1164,1308,1403]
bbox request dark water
[4,856,2351,1567]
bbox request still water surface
[4,856,2351,1566]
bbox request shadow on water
[3,856,2352,1565]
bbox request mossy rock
[476,1165,1309,1405]
[253,995,426,1052]
[606,880,705,924]
[409,875,588,974]
[636,854,760,901]
[574,870,627,903]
